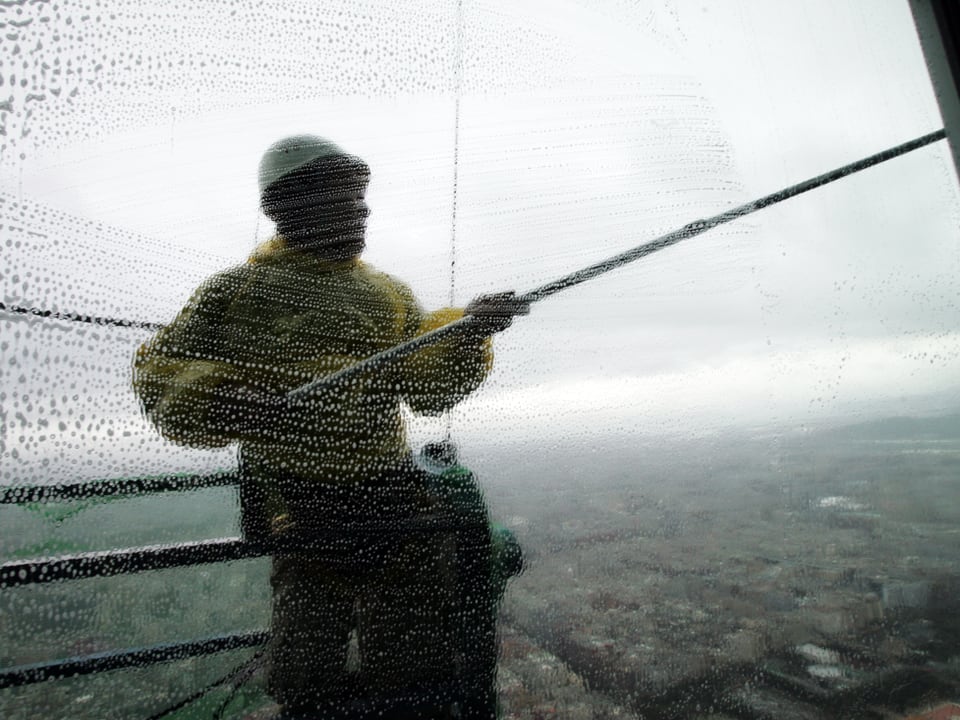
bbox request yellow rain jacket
[134,237,493,491]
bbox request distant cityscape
[1,414,959,719]
[488,415,960,719]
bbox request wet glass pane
[2,1,959,719]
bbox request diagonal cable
[288,128,947,402]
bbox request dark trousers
[241,460,498,718]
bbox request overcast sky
[2,0,959,483]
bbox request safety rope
[288,128,947,402]
[144,645,267,720]
[445,0,465,442]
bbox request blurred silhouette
[133,135,526,718]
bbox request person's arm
[401,288,528,416]
[402,304,493,416]
[133,272,288,447]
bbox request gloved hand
[464,291,530,335]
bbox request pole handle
[289,128,946,402]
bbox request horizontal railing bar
[0,470,239,505]
[0,630,269,690]
[0,635,493,713]
[0,538,260,588]
[1,518,490,588]
[0,526,495,713]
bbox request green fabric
[423,464,524,605]
[258,134,348,194]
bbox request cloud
[443,332,960,443]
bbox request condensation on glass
[2,1,959,719]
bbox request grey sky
[2,0,959,483]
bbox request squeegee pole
[288,129,946,402]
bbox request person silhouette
[134,134,527,718]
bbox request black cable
[145,645,267,720]
[522,129,947,303]
[0,300,164,332]
[211,647,268,720]
[289,128,947,401]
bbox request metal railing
[0,471,255,591]
[0,471,499,719]
[0,470,269,693]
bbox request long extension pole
[289,129,946,402]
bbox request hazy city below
[2,413,959,719]
[489,414,960,718]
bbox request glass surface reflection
[1,1,959,719]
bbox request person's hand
[464,291,530,335]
